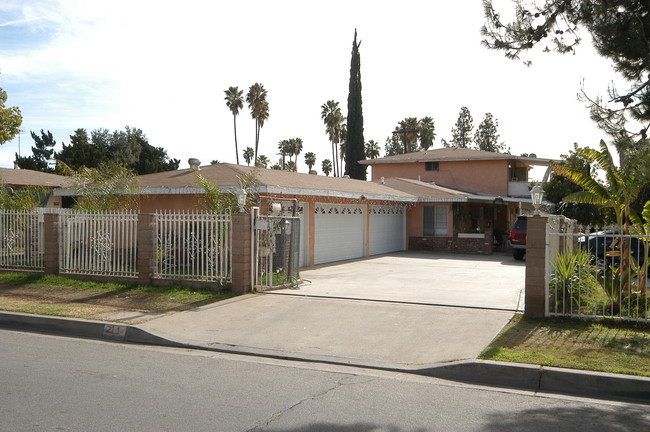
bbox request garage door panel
[370,206,405,256]
[314,204,364,265]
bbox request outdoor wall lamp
[530,185,544,216]
[236,188,248,213]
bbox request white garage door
[314,204,365,265]
[369,205,406,255]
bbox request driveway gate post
[231,214,252,294]
[524,215,548,316]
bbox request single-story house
[52,148,555,267]
[0,167,73,208]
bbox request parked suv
[508,215,527,260]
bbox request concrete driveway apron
[138,252,525,370]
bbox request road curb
[0,311,185,348]
[416,360,650,405]
[1,311,648,405]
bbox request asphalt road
[1,330,648,432]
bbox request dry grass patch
[0,273,234,324]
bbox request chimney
[188,158,201,171]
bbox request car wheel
[513,250,525,261]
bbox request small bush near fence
[549,226,650,321]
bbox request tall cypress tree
[345,29,367,180]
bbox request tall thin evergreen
[344,29,367,180]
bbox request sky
[0,0,626,179]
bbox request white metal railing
[546,220,650,322]
[60,210,138,277]
[0,210,43,270]
[154,211,231,283]
[507,181,531,197]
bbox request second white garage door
[369,205,406,255]
[314,204,365,265]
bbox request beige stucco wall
[371,160,512,196]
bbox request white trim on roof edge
[54,185,417,203]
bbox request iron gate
[253,213,300,291]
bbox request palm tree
[242,147,254,166]
[321,159,332,176]
[419,117,436,150]
[291,138,303,167]
[304,152,317,171]
[321,100,344,177]
[364,140,380,159]
[285,160,297,172]
[246,83,269,162]
[224,86,244,164]
[556,140,645,228]
[256,154,269,168]
[556,140,648,305]
[397,117,420,153]
[277,139,291,170]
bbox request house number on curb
[103,324,127,340]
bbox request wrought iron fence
[547,219,650,321]
[60,210,138,277]
[254,214,300,291]
[154,211,231,283]
[0,210,44,270]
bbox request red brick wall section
[524,216,548,317]
[231,214,252,294]
[43,213,60,275]
[408,228,494,255]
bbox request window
[425,161,439,171]
[423,205,448,237]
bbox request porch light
[530,185,544,216]
[236,188,247,213]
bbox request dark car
[508,215,527,260]
[579,231,648,268]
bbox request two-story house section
[361,148,554,254]
[360,147,552,199]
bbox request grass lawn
[0,272,235,324]
[480,314,650,377]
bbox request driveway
[278,251,525,311]
[139,252,524,369]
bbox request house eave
[54,185,417,203]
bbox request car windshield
[513,218,527,231]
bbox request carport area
[279,251,525,311]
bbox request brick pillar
[525,215,548,316]
[231,214,252,294]
[43,213,60,275]
[137,214,156,285]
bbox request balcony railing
[508,181,530,198]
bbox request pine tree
[344,30,367,180]
[482,1,650,163]
[450,107,474,148]
[473,113,508,153]
[15,129,56,172]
